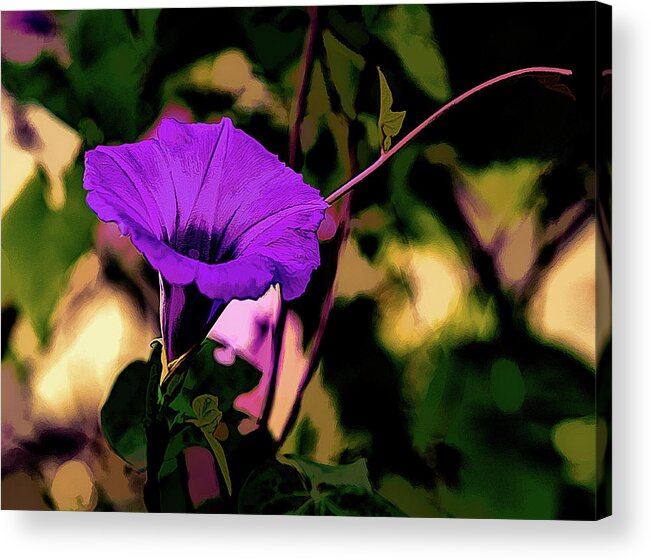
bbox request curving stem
[325,66,573,205]
[288,6,319,168]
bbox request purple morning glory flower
[84,118,327,362]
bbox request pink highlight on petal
[185,446,220,508]
[140,104,194,140]
[214,346,236,366]
[208,286,281,423]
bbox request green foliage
[187,394,222,430]
[1,165,95,342]
[239,456,405,516]
[377,67,406,152]
[65,10,161,142]
[163,340,261,430]
[412,340,595,519]
[294,417,318,456]
[3,11,162,142]
[100,342,162,471]
[1,55,81,127]
[239,8,310,80]
[322,30,365,119]
[286,454,373,492]
[490,358,526,413]
[238,460,309,514]
[103,340,269,511]
[157,424,204,480]
[367,5,451,103]
[152,340,264,508]
[1,10,164,341]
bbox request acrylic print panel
[0,2,611,519]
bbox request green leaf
[322,29,365,119]
[202,429,232,496]
[100,343,162,471]
[66,10,161,141]
[165,340,262,427]
[377,67,406,152]
[370,5,451,103]
[157,341,263,499]
[317,486,406,517]
[238,460,310,515]
[158,425,204,480]
[238,8,308,80]
[2,10,162,142]
[294,417,318,456]
[1,55,81,129]
[239,456,405,517]
[1,164,95,342]
[284,455,373,493]
[158,463,190,513]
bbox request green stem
[143,354,166,512]
[202,429,232,496]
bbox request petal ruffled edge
[85,189,197,285]
[85,187,326,304]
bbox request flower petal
[160,278,224,361]
[155,118,328,266]
[233,206,325,300]
[84,141,177,242]
[85,189,196,285]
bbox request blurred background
[1,4,610,518]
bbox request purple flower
[84,118,327,362]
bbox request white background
[1,0,649,558]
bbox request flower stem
[288,6,319,168]
[143,351,166,512]
[325,66,573,205]
[279,120,358,444]
[263,6,319,431]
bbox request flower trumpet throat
[84,118,327,362]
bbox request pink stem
[325,66,573,205]
[288,6,319,168]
